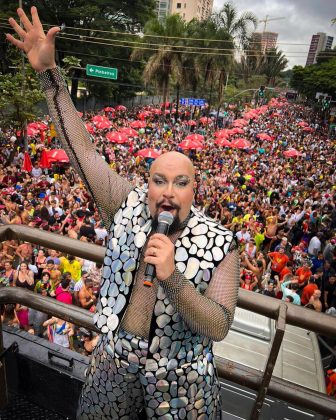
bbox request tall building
[156,0,213,22]
[306,32,334,66]
[156,0,171,20]
[252,32,278,53]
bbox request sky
[213,0,336,68]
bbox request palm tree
[131,14,191,108]
[189,18,234,105]
[260,48,288,86]
[212,2,258,50]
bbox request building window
[176,3,181,8]
[184,3,186,7]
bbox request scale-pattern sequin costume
[39,68,240,420]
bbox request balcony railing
[0,224,336,419]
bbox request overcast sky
[213,0,336,68]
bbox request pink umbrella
[199,117,212,125]
[152,109,162,115]
[230,138,251,149]
[233,119,248,127]
[297,121,308,127]
[161,102,170,108]
[178,139,204,150]
[187,120,197,126]
[185,134,204,143]
[231,127,245,135]
[104,107,115,112]
[22,152,33,172]
[28,122,48,131]
[257,133,272,141]
[85,123,95,134]
[243,112,258,120]
[95,120,112,130]
[92,115,109,123]
[215,138,231,147]
[26,127,39,137]
[106,132,129,143]
[138,111,151,120]
[283,148,302,158]
[39,149,51,169]
[130,120,146,129]
[46,149,69,163]
[214,130,230,138]
[137,149,161,159]
[119,127,139,137]
[115,105,127,111]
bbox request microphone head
[158,211,174,226]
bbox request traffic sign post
[86,64,118,80]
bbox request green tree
[0,0,155,102]
[290,58,336,100]
[260,48,288,86]
[0,63,44,131]
[131,14,192,108]
[212,2,257,50]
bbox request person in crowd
[43,316,74,349]
[281,276,301,305]
[7,8,240,418]
[55,274,73,305]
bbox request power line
[0,16,311,46]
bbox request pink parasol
[152,108,162,115]
[115,105,127,111]
[283,148,302,158]
[46,149,69,163]
[297,121,308,127]
[178,139,204,150]
[130,120,147,129]
[231,127,245,135]
[187,120,197,126]
[215,138,231,147]
[230,138,251,149]
[28,122,48,131]
[104,107,115,112]
[85,123,95,134]
[106,132,129,144]
[185,133,204,143]
[257,133,272,141]
[214,130,230,138]
[199,117,212,125]
[92,115,110,123]
[137,149,161,159]
[119,127,139,137]
[95,120,112,130]
[22,152,33,172]
[232,119,248,127]
[138,111,151,120]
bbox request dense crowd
[0,98,335,372]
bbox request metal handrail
[1,224,336,418]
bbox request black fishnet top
[39,67,240,341]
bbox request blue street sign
[180,98,206,106]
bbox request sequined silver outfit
[39,68,240,420]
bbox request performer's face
[148,152,194,225]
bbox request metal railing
[1,225,336,419]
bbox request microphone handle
[143,221,171,287]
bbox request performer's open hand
[144,233,175,281]
[6,7,59,72]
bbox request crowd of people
[0,96,335,367]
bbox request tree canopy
[290,58,336,99]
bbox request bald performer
[7,8,240,419]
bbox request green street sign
[86,64,118,80]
